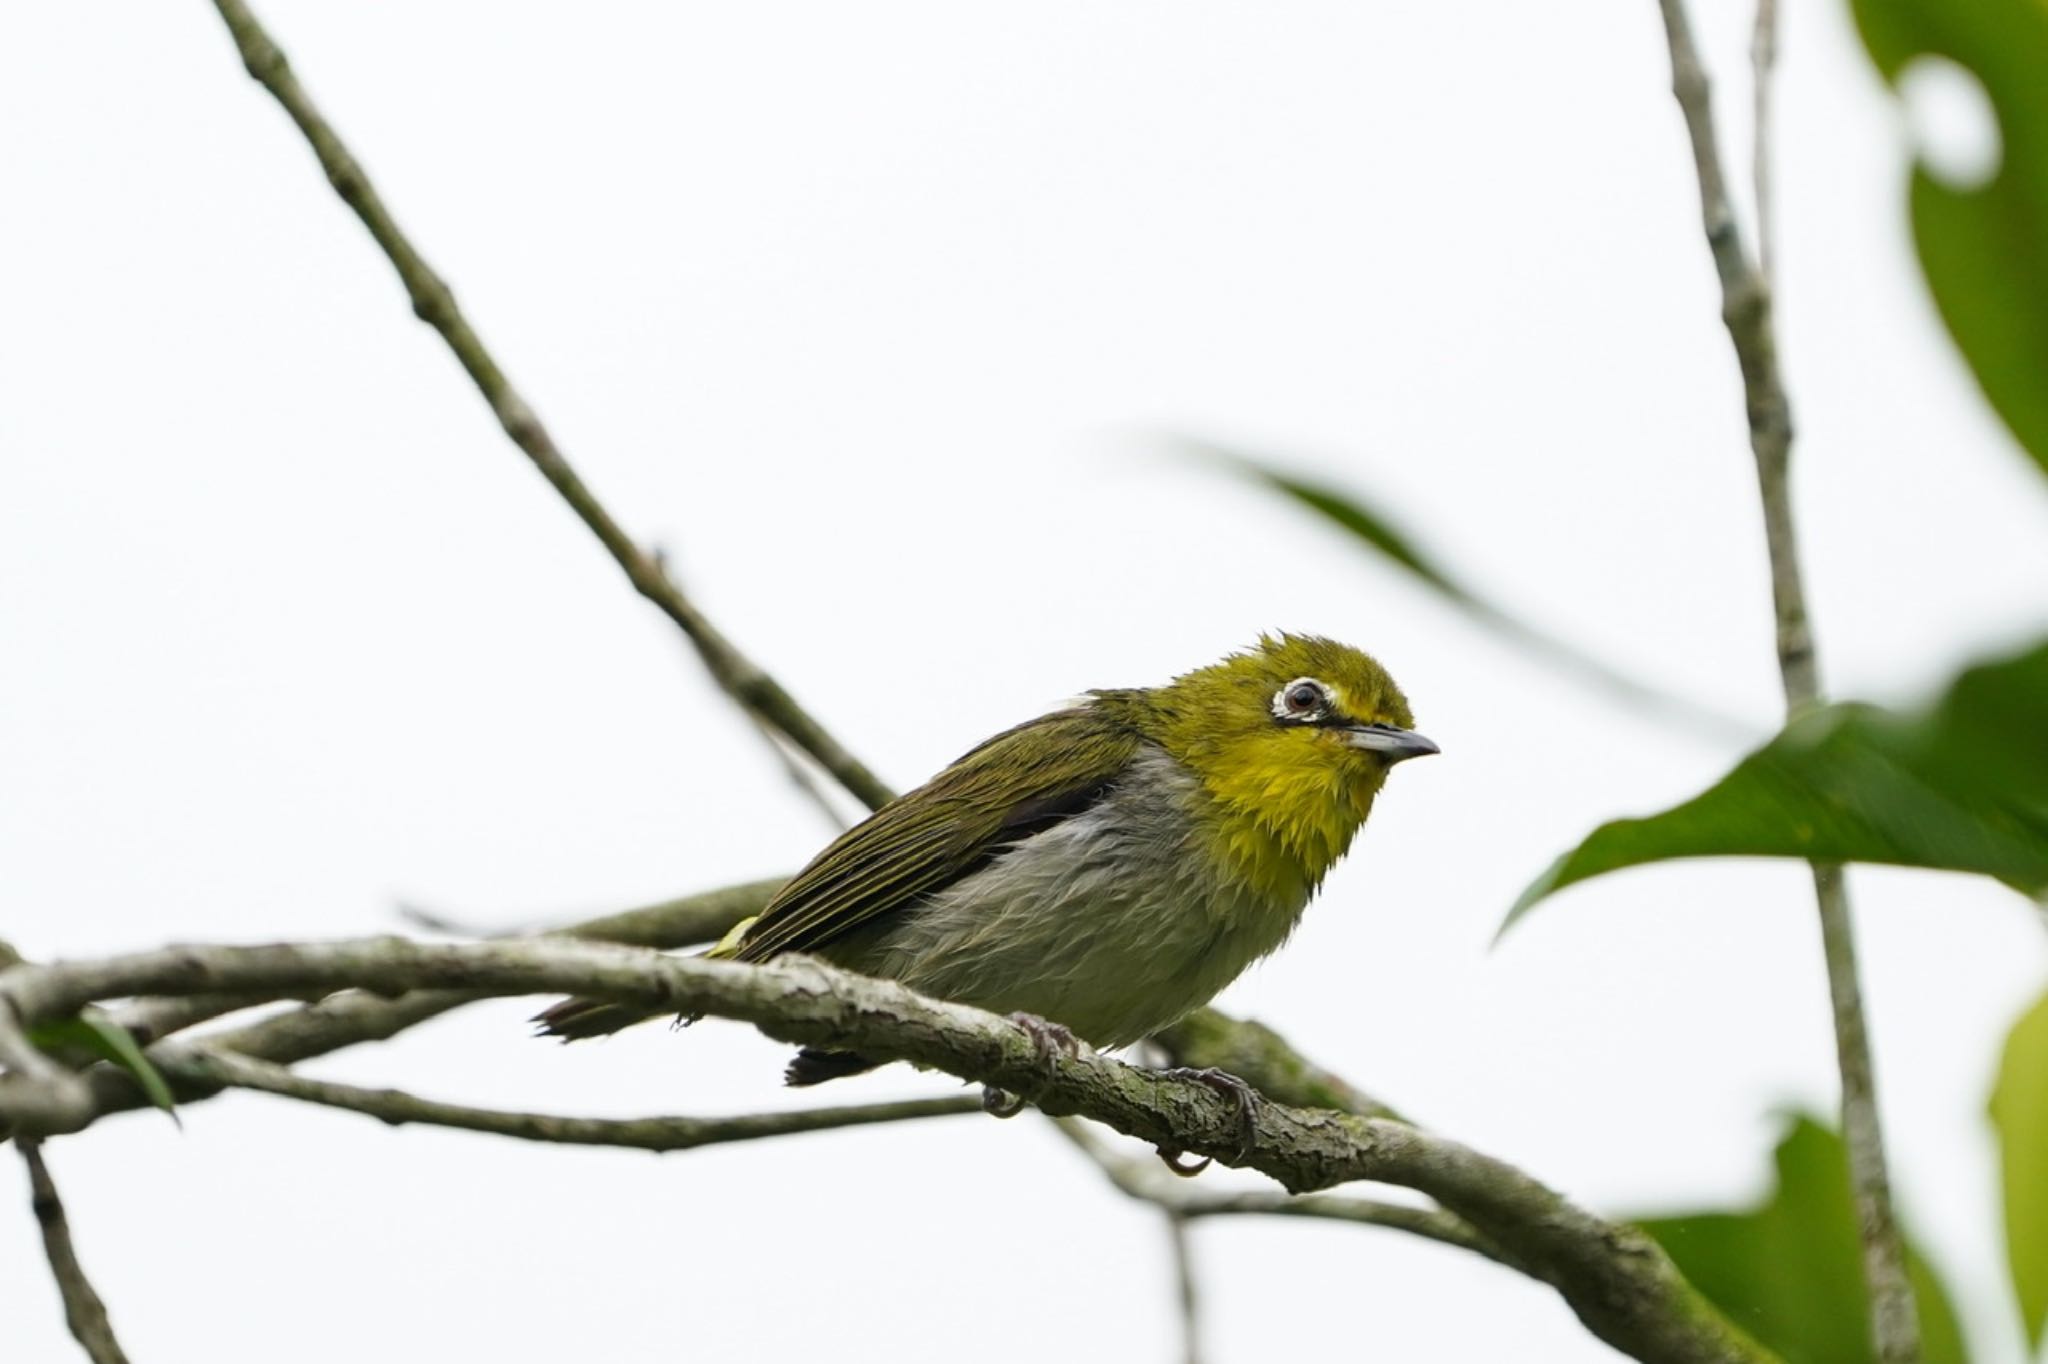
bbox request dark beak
[1342,724,1440,763]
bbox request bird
[535,634,1435,1101]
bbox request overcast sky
[5,3,2046,1361]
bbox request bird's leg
[982,1013,1081,1120]
[1160,1066,1264,1164]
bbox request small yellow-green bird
[537,634,1434,1086]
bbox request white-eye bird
[536,634,1435,1088]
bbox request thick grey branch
[20,1141,131,1364]
[1652,3,1916,1357]
[156,1045,978,1150]
[204,0,894,814]
[1,936,1771,1364]
[56,879,782,1132]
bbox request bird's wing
[733,704,1143,962]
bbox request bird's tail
[531,915,760,1041]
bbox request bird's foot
[1007,1012,1081,1073]
[1153,1145,1212,1177]
[981,1085,1028,1119]
[1161,1065,1263,1165]
[982,1015,1081,1120]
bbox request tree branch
[1651,3,1917,1357]
[27,879,780,1135]
[1054,1116,1515,1268]
[155,1045,977,1150]
[1,936,1772,1364]
[1151,1009,1403,1121]
[20,1141,131,1364]
[204,0,894,814]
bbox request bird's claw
[1008,1012,1080,1074]
[1153,1145,1213,1177]
[1162,1065,1263,1165]
[980,1014,1080,1121]
[981,1085,1028,1119]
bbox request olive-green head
[1135,632,1433,769]
[1100,634,1436,892]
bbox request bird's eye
[1282,679,1326,715]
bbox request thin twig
[1164,1211,1206,1364]
[204,0,895,815]
[1053,1117,1513,1268]
[1651,3,1918,1359]
[158,1046,978,1150]
[1751,0,1780,287]
[116,992,299,1047]
[20,1141,131,1364]
[0,936,1774,1364]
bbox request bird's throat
[1197,758,1380,907]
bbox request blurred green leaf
[1228,458,1477,604]
[1190,440,1753,742]
[1849,0,2048,478]
[30,1010,180,1125]
[1505,639,2048,931]
[1992,986,2048,1351]
[1636,1115,1969,1364]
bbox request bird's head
[1114,634,1436,890]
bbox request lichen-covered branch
[156,1045,978,1151]
[35,879,780,1134]
[1151,1009,1403,1120]
[1651,3,1916,1357]
[0,936,1771,1364]
[1054,1116,1513,1267]
[20,1141,131,1364]
[204,0,893,814]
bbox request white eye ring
[1272,677,1329,719]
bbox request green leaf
[1187,439,1751,741]
[1849,0,2048,479]
[1505,639,2048,932]
[1992,986,2048,1351]
[1636,1115,1970,1364]
[30,1010,181,1125]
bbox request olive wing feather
[733,706,1141,962]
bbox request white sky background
[4,2,2047,1361]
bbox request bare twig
[1750,0,1780,286]
[204,0,894,815]
[1164,1211,1206,1364]
[1651,3,1917,1359]
[0,936,1773,1364]
[158,1046,977,1150]
[20,1142,131,1364]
